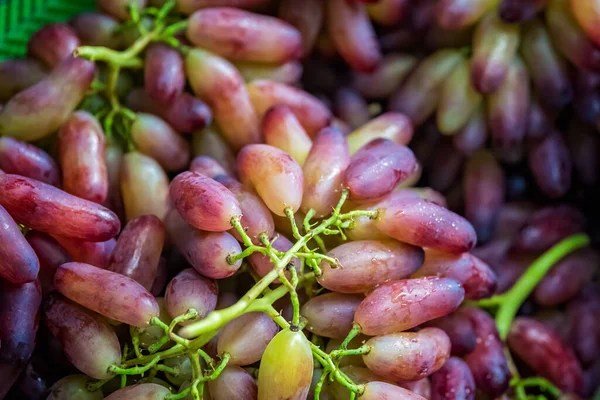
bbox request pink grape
[217,312,278,366]
[301,293,364,339]
[165,268,218,324]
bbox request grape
[0,174,120,241]
[366,0,409,26]
[165,209,242,279]
[462,307,511,396]
[257,328,313,400]
[278,0,323,55]
[0,136,60,186]
[424,310,476,356]
[263,104,312,165]
[514,205,584,252]
[26,231,71,293]
[0,57,95,141]
[27,23,80,68]
[326,366,385,400]
[237,144,303,216]
[191,126,237,175]
[58,111,108,204]
[103,141,125,218]
[248,234,300,280]
[375,193,477,254]
[185,48,261,150]
[190,156,230,179]
[47,375,104,400]
[308,368,334,400]
[170,171,241,231]
[344,138,419,200]
[354,277,465,336]
[106,215,165,290]
[97,0,147,21]
[363,327,451,381]
[54,262,159,328]
[139,297,172,349]
[207,365,258,400]
[0,59,47,102]
[569,0,600,47]
[52,236,115,268]
[213,175,275,245]
[361,381,427,400]
[0,205,40,283]
[236,62,303,86]
[568,290,600,367]
[528,131,572,198]
[427,140,465,192]
[317,239,424,294]
[326,0,381,72]
[165,268,218,324]
[187,8,302,63]
[430,357,476,400]
[131,113,190,172]
[246,79,332,137]
[333,87,370,130]
[389,49,463,125]
[0,279,41,398]
[413,249,497,300]
[163,355,193,386]
[301,127,350,217]
[44,293,121,379]
[104,383,171,400]
[144,43,185,103]
[121,151,170,221]
[301,293,363,339]
[69,12,121,48]
[399,379,432,398]
[217,312,278,366]
[353,55,417,100]
[434,0,496,29]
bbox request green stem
[110,356,160,375]
[494,234,589,339]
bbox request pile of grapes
[1,0,599,399]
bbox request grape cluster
[0,0,599,399]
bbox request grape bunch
[0,0,599,399]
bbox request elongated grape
[437,56,482,134]
[165,209,242,279]
[237,144,303,216]
[257,328,313,400]
[58,111,108,204]
[106,215,165,290]
[508,317,583,391]
[170,171,241,231]
[425,311,476,356]
[453,106,487,155]
[26,231,71,293]
[435,0,497,29]
[399,379,431,398]
[103,141,124,219]
[333,87,370,130]
[246,79,332,137]
[144,43,185,103]
[568,291,600,367]
[187,8,302,63]
[44,293,121,379]
[47,375,104,400]
[213,175,275,244]
[364,328,450,381]
[263,105,312,166]
[0,279,41,399]
[376,194,477,254]
[248,234,300,279]
[131,113,190,172]
[192,125,237,175]
[0,56,95,141]
[327,0,381,72]
[570,0,600,47]
[0,59,47,102]
[69,12,120,48]
[462,307,511,396]
[301,128,349,217]
[301,293,363,339]
[235,61,303,85]
[344,138,418,201]
[430,357,476,400]
[353,55,417,100]
[218,312,278,366]
[121,152,169,221]
[367,0,409,26]
[105,383,170,400]
[317,240,424,294]
[97,0,147,20]
[0,205,39,283]
[278,0,323,55]
[348,114,413,156]
[186,49,261,150]
[354,277,464,335]
[53,236,115,269]
[389,49,462,125]
[207,365,257,400]
[0,136,59,187]
[362,382,427,400]
[0,174,120,241]
[165,268,217,324]
[534,248,598,306]
[528,131,572,198]
[190,156,230,178]
[514,205,584,252]
[55,262,159,327]
[27,23,80,68]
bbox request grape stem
[472,233,590,339]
